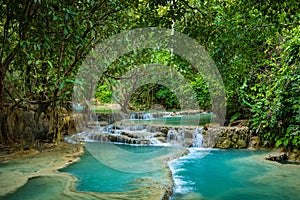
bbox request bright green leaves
[190,77,211,110]
[229,112,241,123]
[242,34,300,150]
[95,84,112,104]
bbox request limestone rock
[160,127,169,134]
[216,139,232,149]
[232,133,238,143]
[120,132,139,138]
[99,121,109,126]
[265,153,288,162]
[248,136,260,149]
[156,137,167,143]
[288,152,300,161]
[154,132,166,137]
[236,140,247,148]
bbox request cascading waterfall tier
[192,128,204,148]
[167,129,185,146]
[129,112,153,120]
[66,122,205,147]
[67,111,209,147]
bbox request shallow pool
[3,145,300,200]
[169,148,300,200]
[60,143,177,192]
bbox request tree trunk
[0,65,7,144]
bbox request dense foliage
[0,0,135,143]
[0,0,299,151]
[239,28,300,150]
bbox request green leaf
[65,79,74,83]
[230,112,241,123]
[64,27,68,35]
[47,61,53,68]
[283,139,289,147]
[59,82,64,90]
[275,140,282,147]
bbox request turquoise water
[129,113,214,126]
[2,143,184,200]
[170,149,300,200]
[4,145,300,200]
[61,148,143,192]
[3,176,67,200]
[60,143,180,192]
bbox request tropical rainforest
[0,0,299,152]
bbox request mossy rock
[236,140,247,148]
[216,139,232,149]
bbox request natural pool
[2,144,300,200]
[2,142,186,200]
[170,148,300,200]
[60,143,184,192]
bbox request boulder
[156,137,167,143]
[248,136,260,149]
[216,138,232,149]
[236,140,247,148]
[99,121,109,126]
[265,153,288,162]
[154,132,166,137]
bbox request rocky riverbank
[0,142,83,197]
[0,141,188,200]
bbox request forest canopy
[0,0,299,151]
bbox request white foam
[168,147,219,194]
[169,161,194,194]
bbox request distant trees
[0,0,299,150]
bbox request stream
[2,112,300,200]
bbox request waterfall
[193,128,204,148]
[177,129,185,146]
[65,117,207,147]
[167,129,175,143]
[100,124,113,134]
[167,129,184,146]
[126,124,146,131]
[149,137,163,145]
[129,112,153,120]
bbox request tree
[0,0,135,144]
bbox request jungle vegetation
[0,0,299,151]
